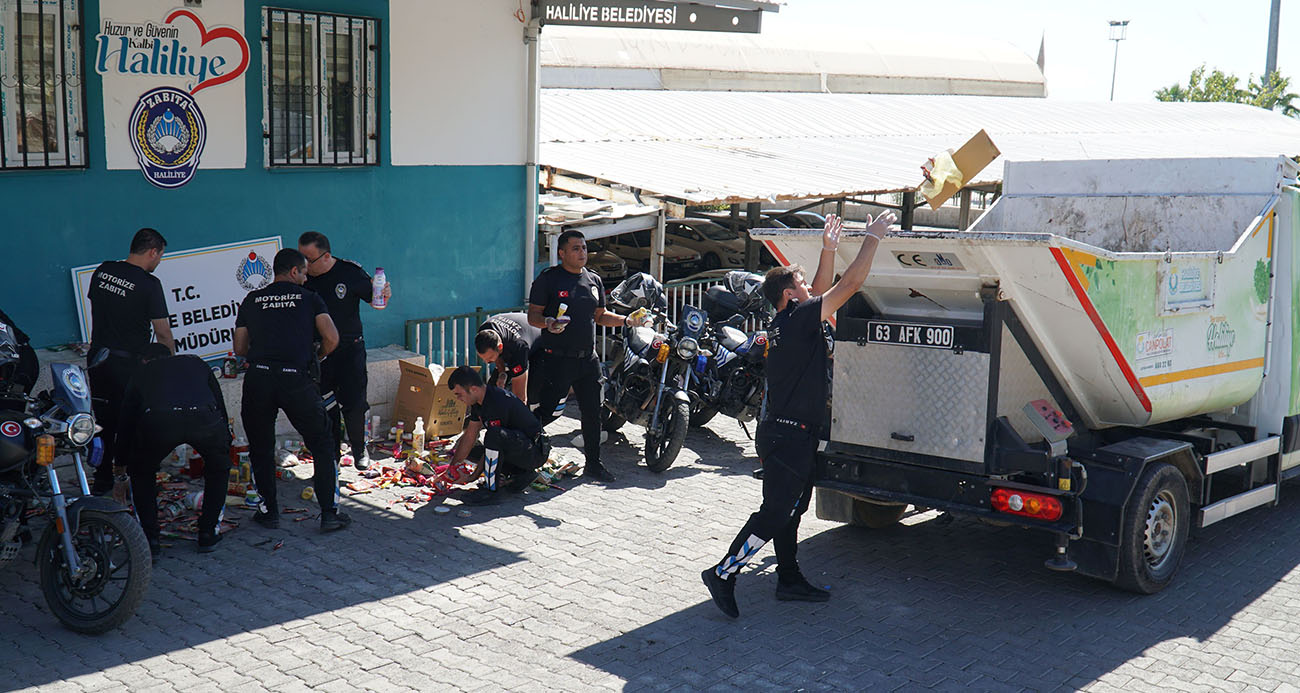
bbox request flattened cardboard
[924,129,1001,210]
[393,359,477,438]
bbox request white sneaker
[571,431,610,448]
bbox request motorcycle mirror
[86,348,110,370]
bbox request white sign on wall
[96,0,248,172]
[72,237,282,360]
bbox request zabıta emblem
[235,252,272,291]
[130,86,206,189]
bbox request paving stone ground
[6,410,1300,692]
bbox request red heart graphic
[164,9,250,96]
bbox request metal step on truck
[753,156,1300,593]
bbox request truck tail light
[990,487,1063,522]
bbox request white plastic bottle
[372,267,387,310]
[412,417,426,453]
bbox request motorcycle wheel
[689,402,719,428]
[37,510,151,634]
[645,398,690,473]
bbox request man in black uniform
[113,344,232,556]
[446,366,548,505]
[475,312,540,403]
[86,228,175,495]
[234,249,351,532]
[701,211,896,618]
[528,230,643,483]
[298,231,390,472]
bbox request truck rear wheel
[1114,462,1189,594]
[852,500,908,529]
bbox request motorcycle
[601,274,700,473]
[689,272,771,429]
[0,334,151,634]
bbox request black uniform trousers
[721,420,818,579]
[88,352,141,493]
[124,411,231,542]
[241,366,338,514]
[532,352,602,465]
[320,337,368,457]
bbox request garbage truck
[752,156,1300,593]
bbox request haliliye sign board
[537,0,765,33]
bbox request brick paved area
[6,411,1300,692]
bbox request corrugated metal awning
[540,90,1300,205]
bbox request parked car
[688,212,779,269]
[584,241,630,286]
[666,219,747,270]
[605,230,701,280]
[763,209,826,229]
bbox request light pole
[1109,20,1129,101]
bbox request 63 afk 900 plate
[866,321,955,349]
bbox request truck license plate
[867,321,955,349]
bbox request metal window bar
[263,8,377,167]
[2,0,85,170]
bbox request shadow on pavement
[0,487,524,690]
[568,487,1300,690]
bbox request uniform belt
[252,363,301,374]
[542,347,591,359]
[93,347,139,361]
[769,417,811,431]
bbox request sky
[761,0,1297,103]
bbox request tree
[1156,65,1298,116]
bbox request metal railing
[405,276,771,367]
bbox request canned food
[277,467,296,481]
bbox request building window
[262,8,379,167]
[0,0,87,170]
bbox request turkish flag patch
[558,290,569,298]
[513,365,523,374]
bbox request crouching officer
[475,312,540,403]
[447,366,549,505]
[528,230,641,483]
[233,249,351,533]
[113,344,232,556]
[702,212,896,618]
[299,231,390,472]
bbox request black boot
[197,530,223,554]
[583,460,616,482]
[252,510,280,529]
[701,568,740,618]
[775,571,830,602]
[319,509,352,532]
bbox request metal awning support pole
[523,18,542,300]
[901,192,916,231]
[651,208,666,281]
[958,189,972,230]
[835,198,845,219]
[745,202,761,271]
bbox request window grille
[262,7,378,167]
[0,0,87,170]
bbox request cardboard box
[923,129,1001,209]
[392,359,477,438]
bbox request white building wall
[389,0,527,166]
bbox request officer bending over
[475,312,540,403]
[234,249,351,533]
[114,344,232,556]
[447,366,549,506]
[702,212,896,618]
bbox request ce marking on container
[895,251,966,271]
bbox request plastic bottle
[221,352,238,378]
[372,268,387,310]
[412,417,426,453]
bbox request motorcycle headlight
[677,337,699,360]
[67,413,95,446]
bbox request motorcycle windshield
[50,363,92,414]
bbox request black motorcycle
[689,272,770,429]
[0,337,151,633]
[602,274,701,472]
